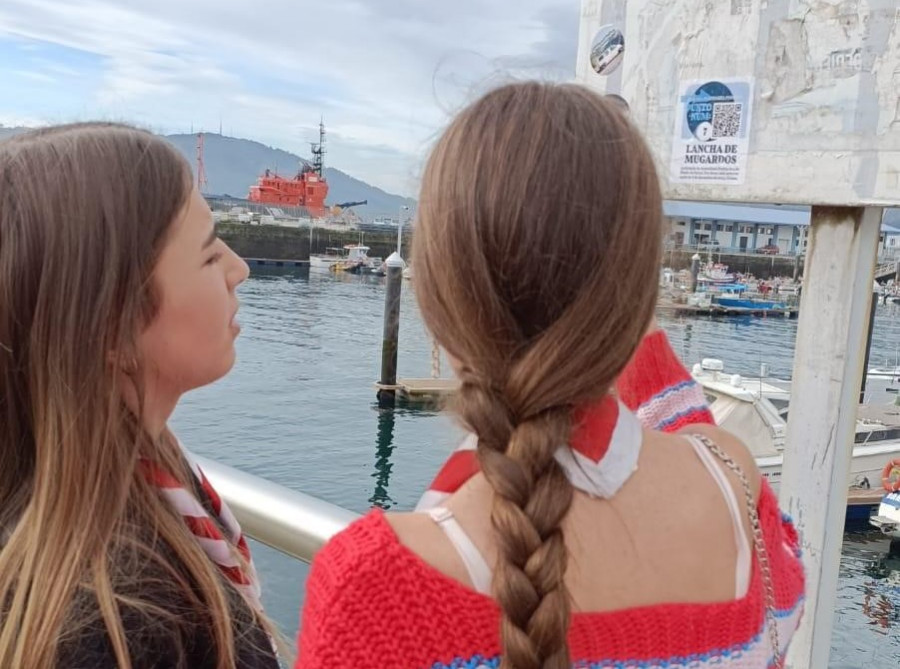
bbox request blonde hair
[0,123,280,667]
[413,83,662,668]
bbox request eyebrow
[202,229,218,250]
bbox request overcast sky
[0,0,579,196]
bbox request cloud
[11,69,57,84]
[0,112,48,128]
[0,0,580,197]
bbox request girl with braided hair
[297,82,805,669]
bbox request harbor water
[170,267,900,666]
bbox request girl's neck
[120,371,180,439]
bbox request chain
[692,434,783,669]
[431,340,441,379]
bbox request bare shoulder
[385,511,476,587]
[384,511,441,550]
[676,424,762,501]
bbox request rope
[431,340,441,379]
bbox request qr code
[712,102,742,138]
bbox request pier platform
[245,257,308,267]
[375,378,460,402]
[846,487,888,523]
[672,304,798,318]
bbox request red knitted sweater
[296,332,805,668]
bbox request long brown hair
[413,83,662,668]
[0,123,272,667]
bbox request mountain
[0,127,26,140]
[164,133,416,218]
[0,126,416,218]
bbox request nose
[225,243,250,289]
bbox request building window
[725,224,733,232]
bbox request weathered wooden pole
[781,206,881,668]
[689,253,701,292]
[377,252,404,408]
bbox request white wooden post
[780,206,882,668]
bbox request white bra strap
[425,507,493,595]
[684,435,752,599]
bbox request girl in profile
[0,124,282,668]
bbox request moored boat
[692,359,900,497]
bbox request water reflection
[246,266,307,281]
[369,406,397,509]
[861,552,900,630]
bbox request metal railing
[875,261,899,280]
[193,454,359,563]
[664,242,799,257]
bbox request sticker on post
[670,79,753,185]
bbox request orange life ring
[881,459,900,493]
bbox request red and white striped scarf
[140,456,263,613]
[416,395,644,511]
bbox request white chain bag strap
[690,433,783,669]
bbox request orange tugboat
[248,120,329,217]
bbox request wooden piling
[377,252,404,407]
[689,253,700,293]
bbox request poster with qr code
[670,78,753,185]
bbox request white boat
[867,366,900,381]
[310,245,374,274]
[697,262,737,286]
[309,246,345,272]
[870,493,900,544]
[692,359,900,495]
[331,245,374,274]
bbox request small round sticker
[590,26,625,75]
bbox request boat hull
[715,296,788,310]
[758,440,900,496]
[309,255,341,271]
[871,493,900,540]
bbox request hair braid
[456,378,574,669]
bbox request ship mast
[196,132,208,193]
[310,118,326,178]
